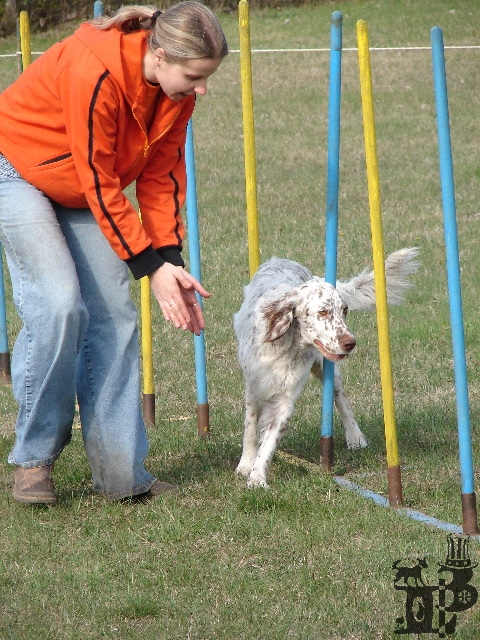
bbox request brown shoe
[13,465,57,504]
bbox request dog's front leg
[236,391,259,477]
[247,402,292,488]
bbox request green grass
[2,1,480,637]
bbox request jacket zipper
[131,107,180,157]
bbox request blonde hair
[92,2,228,62]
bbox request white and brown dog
[234,248,419,488]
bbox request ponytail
[92,2,228,62]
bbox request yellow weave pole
[139,211,155,425]
[238,0,260,277]
[140,276,155,425]
[0,12,31,384]
[19,11,32,70]
[356,19,403,507]
[17,10,157,428]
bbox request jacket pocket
[32,152,73,170]
[26,153,87,207]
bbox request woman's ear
[154,48,167,66]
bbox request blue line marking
[334,476,480,538]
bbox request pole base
[387,465,404,508]
[142,394,155,426]
[462,492,480,535]
[319,436,334,472]
[197,403,210,439]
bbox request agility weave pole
[13,3,206,435]
[238,0,260,278]
[15,4,158,426]
[18,1,156,428]
[91,0,157,426]
[18,10,31,69]
[431,26,479,535]
[356,20,403,508]
[140,126,211,436]
[139,246,156,425]
[0,256,10,384]
[186,119,210,438]
[320,11,343,471]
[93,1,104,19]
[0,9,35,384]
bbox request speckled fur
[234,248,419,488]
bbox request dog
[233,248,419,488]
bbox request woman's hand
[149,263,211,335]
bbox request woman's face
[146,50,222,101]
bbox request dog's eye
[318,310,328,318]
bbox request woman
[0,2,228,503]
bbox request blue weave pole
[320,11,342,470]
[93,1,104,18]
[431,26,478,534]
[186,119,210,437]
[0,247,11,383]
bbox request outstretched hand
[149,263,211,335]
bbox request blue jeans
[0,176,156,499]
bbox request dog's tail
[336,247,420,312]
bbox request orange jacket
[0,23,195,278]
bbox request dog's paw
[246,470,269,489]
[236,459,253,477]
[346,432,368,449]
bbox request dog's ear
[262,297,296,342]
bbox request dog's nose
[341,335,356,352]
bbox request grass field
[1,1,480,638]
